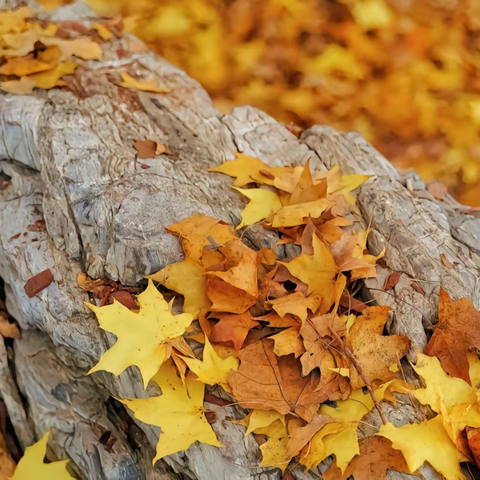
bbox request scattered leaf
[40,36,102,60]
[93,22,114,40]
[117,71,172,93]
[383,272,401,291]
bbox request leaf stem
[328,326,387,425]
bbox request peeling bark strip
[0,1,479,480]
[23,269,54,298]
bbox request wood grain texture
[0,1,479,479]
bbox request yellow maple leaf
[281,234,339,311]
[87,279,193,389]
[378,415,468,480]
[0,7,34,35]
[413,353,480,447]
[0,76,35,95]
[0,45,60,76]
[413,353,478,412]
[117,72,172,93]
[11,430,73,480]
[166,213,237,265]
[28,59,77,89]
[120,360,221,463]
[41,36,103,60]
[181,336,239,388]
[243,410,285,437]
[209,153,294,187]
[93,22,114,41]
[257,419,291,472]
[233,186,282,229]
[299,422,343,470]
[271,198,331,228]
[350,0,394,31]
[266,292,322,322]
[271,326,305,358]
[316,164,371,206]
[302,382,408,471]
[147,257,210,318]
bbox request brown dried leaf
[425,288,480,384]
[440,253,454,270]
[323,436,415,480]
[426,181,447,201]
[228,338,327,421]
[209,311,259,351]
[383,272,401,291]
[287,414,334,458]
[347,306,411,389]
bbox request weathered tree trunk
[0,1,479,479]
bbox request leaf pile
[7,149,480,476]
[0,7,170,97]
[82,154,415,473]
[40,0,480,205]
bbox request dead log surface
[0,1,479,479]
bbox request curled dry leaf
[133,139,172,159]
[206,251,258,314]
[287,413,334,458]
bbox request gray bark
[0,1,479,479]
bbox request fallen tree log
[0,1,480,479]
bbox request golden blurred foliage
[40,0,480,205]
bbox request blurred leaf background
[41,0,480,205]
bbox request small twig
[367,287,433,326]
[329,326,387,425]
